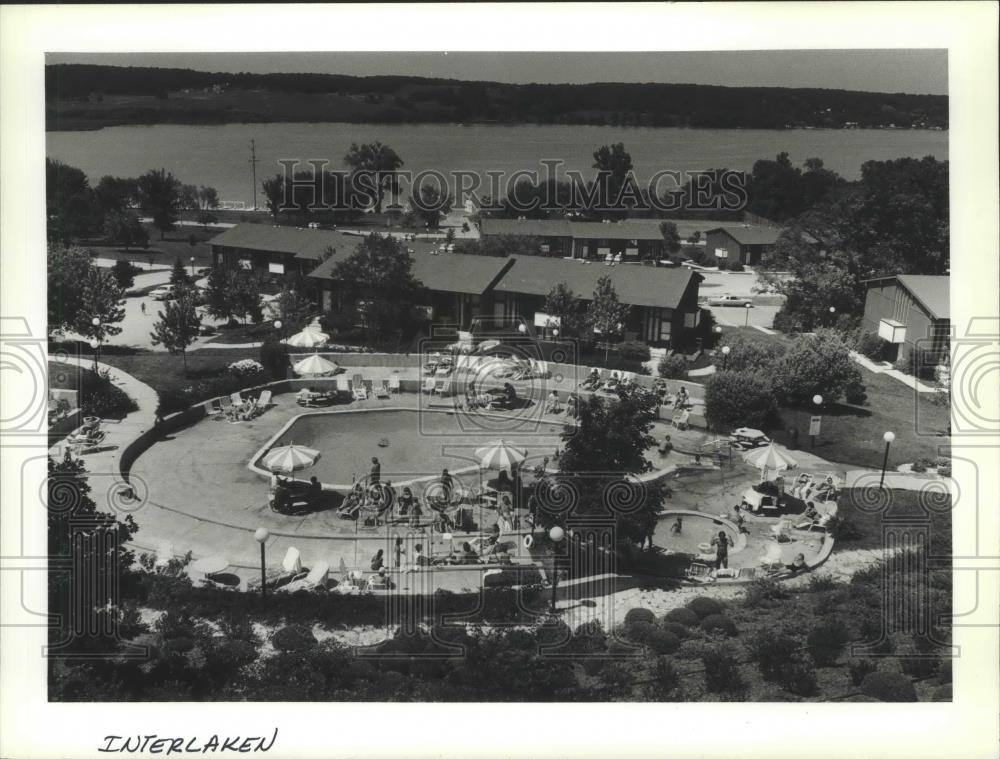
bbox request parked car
[740,487,780,515]
[149,287,174,301]
[708,294,753,307]
[729,427,771,450]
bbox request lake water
[46,122,947,207]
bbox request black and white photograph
[1,3,997,758]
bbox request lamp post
[90,317,102,371]
[713,324,722,348]
[548,525,565,612]
[254,527,270,597]
[721,345,731,371]
[879,431,895,489]
[274,319,283,341]
[811,394,823,448]
[744,302,752,327]
[190,256,196,278]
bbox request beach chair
[280,561,330,593]
[257,390,273,409]
[685,561,713,581]
[206,398,224,416]
[375,379,390,399]
[153,542,174,573]
[388,375,401,394]
[671,409,690,430]
[433,379,451,396]
[533,360,551,379]
[422,377,435,394]
[230,392,244,408]
[620,371,636,387]
[247,547,306,591]
[336,375,350,396]
[601,370,622,392]
[351,374,368,401]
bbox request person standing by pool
[370,549,384,572]
[440,468,454,501]
[710,530,734,570]
[370,456,381,485]
[393,536,405,568]
[670,516,683,535]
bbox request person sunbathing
[581,368,600,390]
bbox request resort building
[211,224,703,348]
[861,274,951,363]
[704,225,782,266]
[479,218,669,261]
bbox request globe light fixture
[721,345,731,370]
[254,527,270,597]
[813,394,823,406]
[879,431,896,488]
[548,525,565,611]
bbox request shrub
[843,375,868,405]
[687,596,724,619]
[652,656,683,698]
[162,637,194,654]
[660,621,690,639]
[271,624,317,652]
[227,358,265,381]
[700,614,738,637]
[826,515,863,541]
[657,353,689,380]
[780,655,818,696]
[705,370,776,431]
[663,607,700,627]
[855,331,891,362]
[847,657,878,686]
[700,643,745,695]
[617,341,651,363]
[624,607,657,627]
[715,335,786,374]
[806,620,850,666]
[259,335,290,380]
[776,329,858,405]
[644,628,681,655]
[748,630,799,681]
[157,388,192,416]
[77,369,139,420]
[743,577,789,608]
[861,671,918,702]
[900,655,939,678]
[626,621,659,644]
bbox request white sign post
[809,415,822,447]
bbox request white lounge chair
[388,375,401,394]
[257,390,273,409]
[336,375,350,395]
[206,398,224,416]
[433,379,451,396]
[280,560,330,593]
[351,374,368,401]
[247,546,306,591]
[375,379,390,399]
[422,377,436,394]
[230,392,244,407]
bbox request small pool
[258,409,566,487]
[654,510,740,557]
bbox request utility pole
[249,139,259,211]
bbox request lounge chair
[207,398,224,416]
[279,560,330,593]
[619,371,636,387]
[422,377,436,394]
[530,359,550,379]
[374,379,390,399]
[336,375,350,395]
[435,363,454,377]
[351,374,368,401]
[433,379,451,396]
[230,392,244,407]
[257,390,273,409]
[388,375,401,394]
[671,410,690,430]
[600,370,622,392]
[685,561,713,581]
[247,546,306,591]
[220,395,233,411]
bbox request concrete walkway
[850,350,939,393]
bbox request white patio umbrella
[286,327,329,348]
[263,444,321,472]
[475,439,528,471]
[742,443,797,481]
[293,353,338,376]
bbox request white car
[708,294,753,307]
[149,287,174,301]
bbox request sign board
[268,262,285,275]
[715,247,728,258]
[878,318,907,344]
[809,416,822,436]
[534,312,560,328]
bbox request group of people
[269,474,324,513]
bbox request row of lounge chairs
[207,390,273,422]
[423,355,551,381]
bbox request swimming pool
[654,510,741,558]
[256,408,567,487]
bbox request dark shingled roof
[706,225,782,246]
[480,218,666,241]
[493,255,698,309]
[209,224,443,262]
[864,274,950,320]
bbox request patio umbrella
[742,443,797,481]
[476,440,527,471]
[263,444,321,473]
[189,555,229,576]
[286,327,329,348]
[293,353,338,376]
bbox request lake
[46,122,948,207]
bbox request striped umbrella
[286,328,329,348]
[475,439,527,471]
[742,443,797,481]
[263,444,321,473]
[293,353,338,376]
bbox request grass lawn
[834,487,952,553]
[99,348,261,397]
[48,360,138,419]
[84,223,227,272]
[205,320,279,345]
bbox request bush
[900,654,939,678]
[748,630,799,681]
[705,370,777,432]
[855,331,891,362]
[700,644,745,695]
[658,353,689,380]
[644,628,681,655]
[843,375,868,405]
[271,624,317,652]
[861,671,918,702]
[626,621,659,644]
[259,335,290,380]
[687,596,724,619]
[162,637,194,654]
[652,656,683,698]
[780,655,818,696]
[227,358,265,381]
[806,620,850,666]
[776,329,858,405]
[743,578,789,608]
[716,335,787,374]
[826,515,863,541]
[660,621,690,639]
[624,607,657,628]
[848,657,878,686]
[700,614,738,637]
[617,341,651,363]
[663,607,700,627]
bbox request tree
[111,260,135,291]
[46,159,100,243]
[196,185,220,210]
[230,270,262,325]
[587,276,631,364]
[94,175,138,215]
[179,184,200,211]
[408,183,452,229]
[272,287,314,334]
[74,268,126,351]
[716,334,787,374]
[102,210,148,252]
[203,265,236,322]
[705,371,777,431]
[170,257,192,288]
[196,211,218,229]
[331,234,421,344]
[343,141,404,213]
[590,142,634,220]
[261,174,285,221]
[659,221,682,257]
[136,168,181,240]
[150,294,202,373]
[776,329,862,405]
[543,282,587,338]
[259,334,290,380]
[47,243,96,335]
